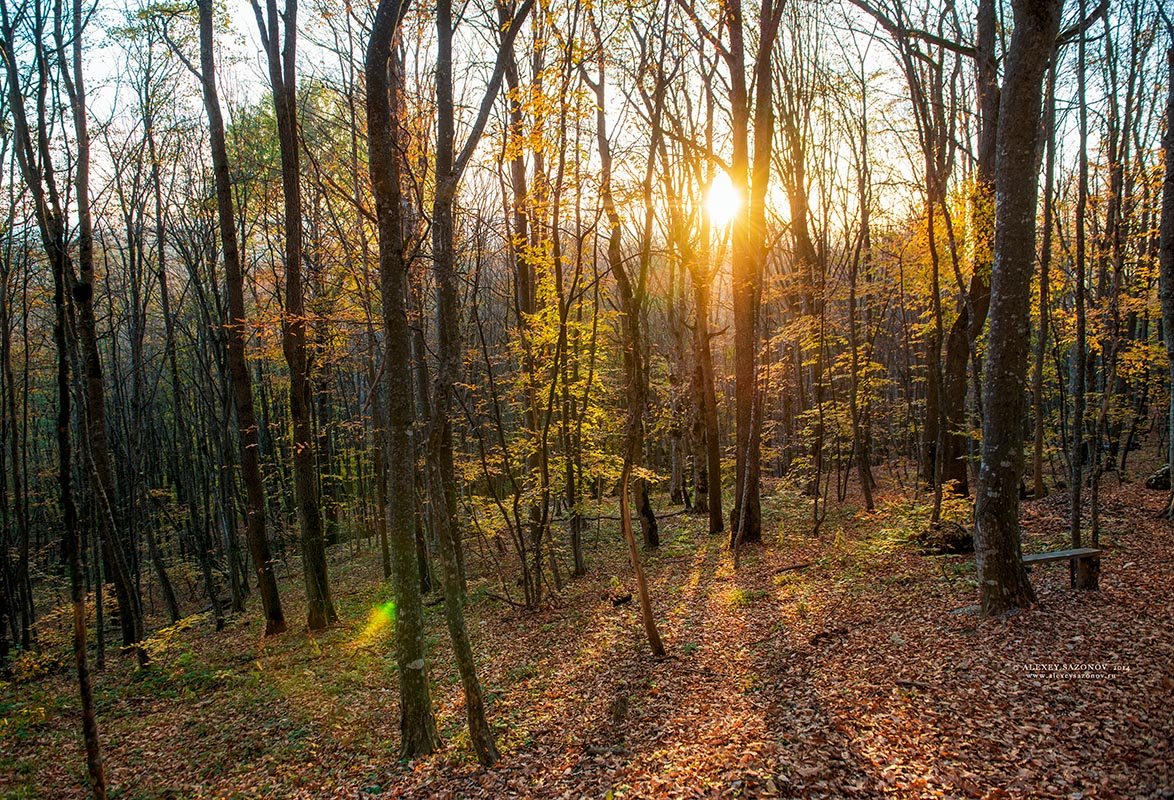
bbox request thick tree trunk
[727,0,780,547]
[365,0,441,755]
[973,0,1061,615]
[727,0,759,545]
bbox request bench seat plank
[1022,547,1102,565]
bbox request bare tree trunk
[195,0,285,635]
[0,206,32,652]
[422,0,533,765]
[1070,0,1090,585]
[1033,65,1056,500]
[582,27,665,658]
[58,185,107,800]
[369,333,392,582]
[849,90,875,512]
[55,0,145,659]
[0,0,107,788]
[251,0,337,631]
[144,81,190,622]
[693,276,724,533]
[938,0,999,497]
[725,0,781,546]
[501,19,554,594]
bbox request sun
[705,171,740,228]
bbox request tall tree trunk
[938,0,1000,496]
[368,334,393,582]
[973,0,1061,615]
[726,0,756,545]
[0,219,31,651]
[583,30,665,658]
[0,0,107,788]
[251,0,337,631]
[365,0,441,756]
[196,0,286,635]
[501,23,553,594]
[144,103,186,624]
[422,0,533,766]
[56,172,108,800]
[849,92,875,512]
[56,0,144,659]
[693,276,724,533]
[1070,0,1090,584]
[1159,43,1174,515]
[1032,65,1056,500]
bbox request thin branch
[451,0,536,182]
[845,0,975,59]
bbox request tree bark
[939,0,1000,497]
[693,277,723,533]
[1032,65,1056,500]
[423,0,533,766]
[1070,0,1091,587]
[365,0,441,756]
[196,0,286,635]
[725,0,781,546]
[1159,44,1174,515]
[251,0,337,631]
[55,0,145,658]
[583,31,665,658]
[0,0,107,788]
[973,0,1060,616]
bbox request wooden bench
[1022,547,1101,566]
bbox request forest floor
[2,473,1172,799]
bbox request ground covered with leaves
[2,477,1172,799]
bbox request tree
[191,0,287,635]
[250,0,337,631]
[426,0,534,766]
[1,0,107,790]
[365,0,440,757]
[1159,26,1174,516]
[582,4,666,657]
[1032,63,1056,500]
[724,0,784,547]
[973,0,1062,616]
[1070,0,1094,590]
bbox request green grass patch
[727,587,767,607]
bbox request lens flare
[355,599,397,646]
